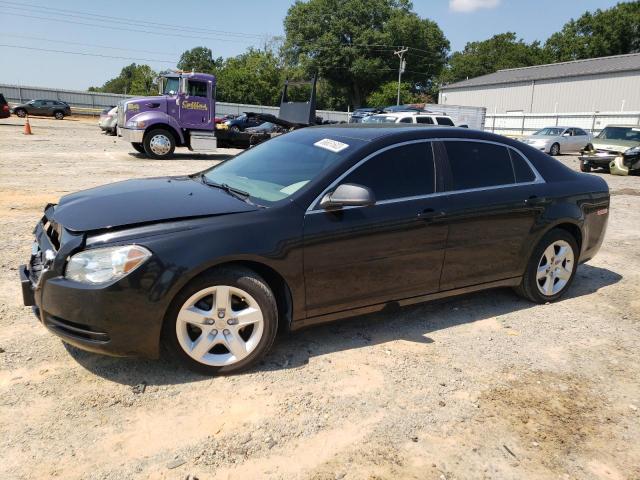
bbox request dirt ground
[0,116,639,480]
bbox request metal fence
[0,83,351,122]
[485,111,640,137]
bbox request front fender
[129,111,185,143]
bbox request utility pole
[394,47,408,106]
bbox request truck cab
[118,72,217,158]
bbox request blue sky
[0,0,622,90]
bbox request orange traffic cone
[24,115,32,135]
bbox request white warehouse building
[438,53,640,114]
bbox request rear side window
[436,117,454,126]
[344,142,435,201]
[443,141,514,190]
[399,117,412,123]
[510,150,536,183]
[416,116,434,124]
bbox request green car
[579,125,640,174]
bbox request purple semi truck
[118,71,218,158]
[118,72,318,158]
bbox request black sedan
[20,126,610,374]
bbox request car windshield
[201,135,351,205]
[533,128,563,136]
[363,115,397,123]
[597,126,640,142]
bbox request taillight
[2,105,8,112]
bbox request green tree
[176,46,222,74]
[216,48,283,105]
[439,33,548,85]
[283,0,449,108]
[366,81,428,107]
[89,63,157,95]
[544,2,640,62]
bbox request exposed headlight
[625,146,640,155]
[125,120,146,129]
[65,245,151,284]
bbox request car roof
[298,124,465,142]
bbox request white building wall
[439,71,640,114]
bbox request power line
[0,44,177,64]
[2,33,180,56]
[0,1,265,39]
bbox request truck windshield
[597,127,640,142]
[201,135,352,205]
[162,77,180,95]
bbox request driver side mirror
[562,132,570,137]
[320,183,375,210]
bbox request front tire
[549,143,560,156]
[515,229,578,303]
[163,267,279,375]
[143,129,175,159]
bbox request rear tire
[54,111,64,120]
[143,129,175,159]
[131,142,145,154]
[15,108,26,118]
[515,229,579,304]
[549,143,560,156]
[163,267,279,375]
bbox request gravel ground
[0,116,639,480]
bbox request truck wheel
[143,129,175,159]
[131,142,145,154]
[54,111,64,120]
[163,267,279,375]
[15,108,26,118]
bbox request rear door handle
[419,208,446,222]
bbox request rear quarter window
[510,150,536,183]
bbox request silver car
[98,106,118,135]
[521,126,593,155]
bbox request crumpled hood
[591,138,639,152]
[53,176,258,232]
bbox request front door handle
[419,208,446,222]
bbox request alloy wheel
[536,240,574,296]
[176,285,265,366]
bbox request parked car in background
[12,99,71,119]
[0,94,10,119]
[20,125,609,374]
[521,127,592,156]
[244,122,283,135]
[579,125,640,173]
[363,111,455,126]
[98,106,118,135]
[225,113,264,132]
[349,107,383,123]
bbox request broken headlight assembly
[65,245,151,284]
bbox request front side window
[443,141,515,190]
[343,142,435,201]
[203,135,351,205]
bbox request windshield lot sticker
[314,138,349,153]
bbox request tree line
[89,0,639,110]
